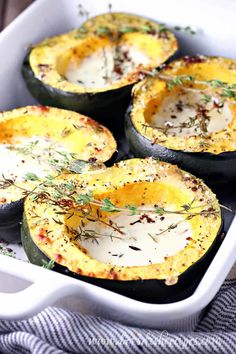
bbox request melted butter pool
[0,136,71,183]
[78,208,192,267]
[150,89,232,137]
[65,45,150,89]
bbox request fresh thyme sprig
[201,94,212,104]
[9,140,39,155]
[174,25,196,35]
[149,220,182,238]
[163,74,194,90]
[0,174,15,189]
[76,206,126,235]
[139,72,236,136]
[48,150,78,173]
[76,9,196,40]
[78,3,89,20]
[42,259,55,269]
[219,204,233,213]
[26,170,231,249]
[0,243,16,258]
[142,104,213,136]
[24,172,40,181]
[154,73,236,104]
[0,162,228,225]
[77,228,123,243]
[27,178,221,247]
[2,131,92,187]
[49,189,218,218]
[136,70,236,103]
[66,223,126,245]
[100,198,121,212]
[76,23,173,40]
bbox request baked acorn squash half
[22,158,223,303]
[22,13,177,117]
[0,105,116,241]
[125,56,236,182]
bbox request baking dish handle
[0,277,83,320]
[0,256,84,320]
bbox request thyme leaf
[0,175,14,189]
[201,94,212,104]
[166,75,194,90]
[155,207,165,215]
[101,198,120,212]
[96,26,111,36]
[125,204,138,215]
[42,259,55,269]
[10,140,39,155]
[174,25,196,35]
[75,192,93,205]
[23,172,39,181]
[181,198,195,211]
[0,244,15,258]
[159,74,236,104]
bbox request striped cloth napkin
[0,276,236,354]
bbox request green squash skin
[125,104,236,183]
[21,211,224,304]
[0,199,23,242]
[22,52,133,116]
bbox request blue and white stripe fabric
[0,279,236,354]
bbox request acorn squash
[0,105,116,241]
[22,13,177,116]
[22,158,223,303]
[125,56,236,181]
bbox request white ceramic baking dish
[0,0,236,331]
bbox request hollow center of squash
[146,88,232,137]
[0,111,115,203]
[0,136,69,183]
[74,181,193,267]
[62,44,150,89]
[78,209,192,267]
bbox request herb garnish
[25,176,222,249]
[10,140,39,156]
[76,5,196,40]
[0,243,16,258]
[139,72,236,137]
[155,73,236,103]
[24,172,40,181]
[174,25,196,35]
[42,259,55,269]
[0,175,14,189]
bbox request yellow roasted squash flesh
[23,158,221,282]
[28,13,177,93]
[0,106,116,203]
[131,56,236,154]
